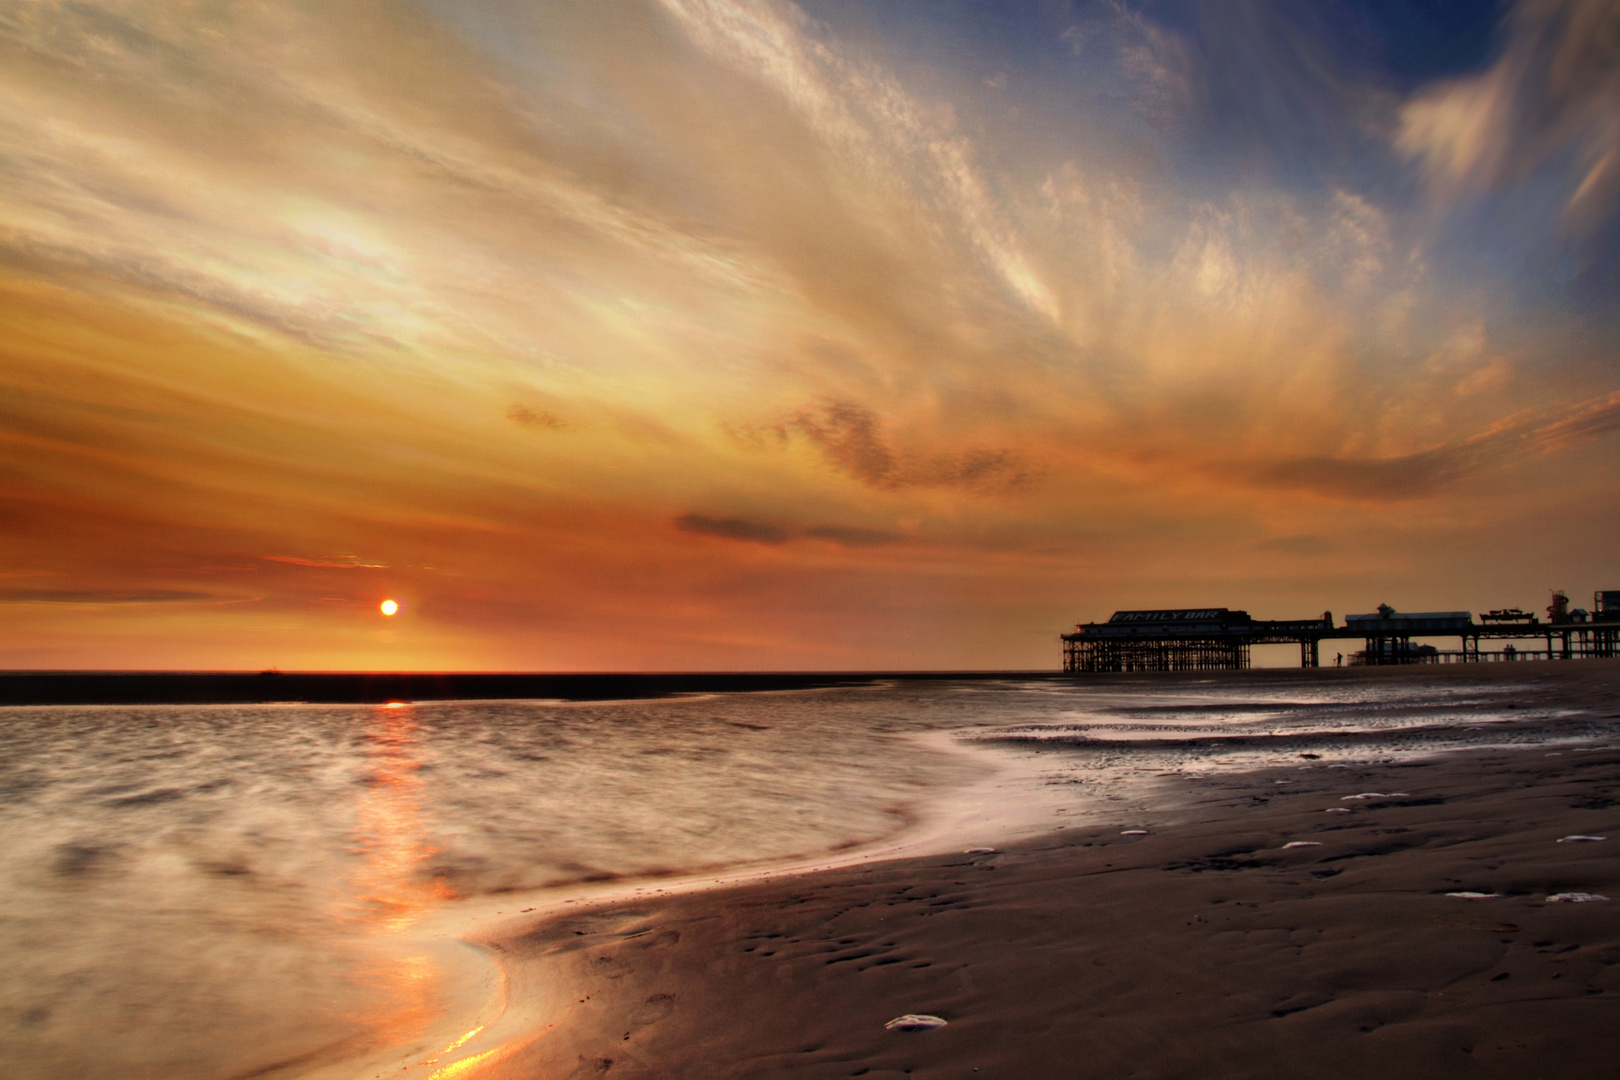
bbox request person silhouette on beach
[1335,653,1342,667]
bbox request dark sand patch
[488,665,1620,1079]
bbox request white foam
[1556,835,1607,843]
[1282,841,1322,849]
[885,1014,947,1032]
[1547,892,1609,903]
[1445,891,1500,899]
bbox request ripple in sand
[963,848,996,854]
[1556,835,1607,843]
[885,1014,948,1031]
[1547,892,1609,903]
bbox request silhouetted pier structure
[1062,591,1620,673]
[1061,609,1334,672]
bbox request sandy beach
[478,664,1620,1079]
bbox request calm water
[0,675,1591,1080]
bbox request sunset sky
[2,0,1618,670]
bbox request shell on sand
[885,1014,948,1032]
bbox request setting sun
[380,600,399,616]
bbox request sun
[380,599,399,616]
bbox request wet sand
[482,663,1620,1079]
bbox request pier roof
[1345,611,1473,633]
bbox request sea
[0,673,1595,1080]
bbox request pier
[1062,591,1620,673]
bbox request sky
[1,0,1618,671]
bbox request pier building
[1062,591,1620,672]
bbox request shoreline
[450,665,1620,1079]
[313,726,1082,1080]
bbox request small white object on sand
[1547,893,1609,903]
[1325,808,1351,813]
[1445,892,1500,899]
[1341,792,1409,800]
[1556,835,1607,843]
[1282,841,1322,849]
[963,847,997,854]
[1120,829,1149,835]
[885,1014,947,1031]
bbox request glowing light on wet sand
[426,1046,507,1080]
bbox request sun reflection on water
[344,703,454,1050]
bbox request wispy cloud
[263,556,388,570]
[772,399,1037,492]
[1397,0,1620,233]
[1251,390,1620,500]
[0,588,224,605]
[675,513,899,547]
[802,525,898,546]
[655,0,1059,321]
[674,514,789,544]
[507,405,566,431]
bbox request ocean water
[0,674,1594,1080]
